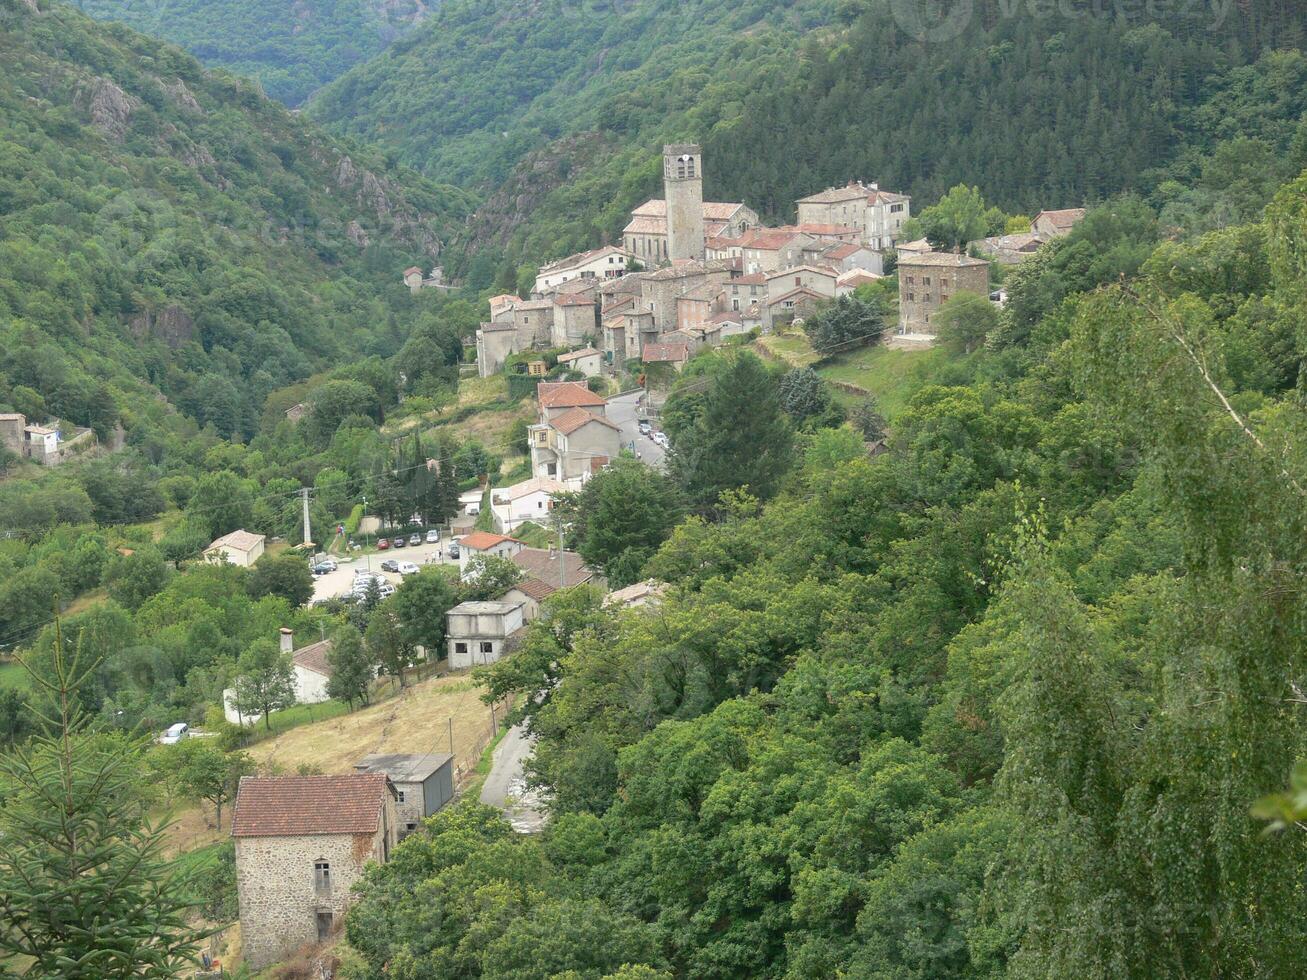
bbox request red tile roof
[741,229,803,251]
[554,293,597,307]
[403,266,422,276]
[643,342,690,363]
[550,407,620,435]
[512,548,594,586]
[460,531,522,551]
[514,577,557,600]
[231,774,391,837]
[292,639,333,677]
[538,381,606,409]
[823,243,865,260]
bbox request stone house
[0,413,25,457]
[763,287,825,332]
[499,577,558,622]
[511,299,555,346]
[973,232,1044,265]
[707,310,748,338]
[642,341,691,371]
[490,476,568,534]
[740,229,814,274]
[456,531,526,578]
[795,181,911,250]
[602,314,630,370]
[203,529,265,567]
[476,321,519,377]
[638,261,732,334]
[556,347,603,377]
[8,417,96,466]
[537,381,608,419]
[821,242,885,275]
[675,283,726,334]
[512,545,599,594]
[353,754,455,836]
[445,600,526,669]
[1032,208,1087,238]
[552,293,600,347]
[488,294,519,318]
[534,245,634,295]
[765,265,838,301]
[782,223,862,246]
[727,273,768,312]
[232,774,398,971]
[896,251,991,336]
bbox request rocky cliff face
[460,131,612,253]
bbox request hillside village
[420,144,1088,385]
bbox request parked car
[654,431,670,448]
[397,561,420,575]
[159,722,189,745]
[426,529,441,543]
[316,556,338,572]
[448,543,461,559]
[377,583,396,599]
[466,503,480,516]
[638,420,652,435]
[391,536,406,549]
[408,533,422,546]
[312,563,332,576]
[377,537,390,550]
[379,559,400,573]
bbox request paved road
[311,536,458,603]
[608,389,666,469]
[480,722,548,833]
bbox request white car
[466,502,480,516]
[159,722,189,745]
[653,432,670,448]
[425,529,440,543]
[397,561,420,575]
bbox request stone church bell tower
[664,144,705,263]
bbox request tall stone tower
[664,144,705,263]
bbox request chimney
[279,627,293,654]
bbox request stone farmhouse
[402,265,450,294]
[897,251,991,336]
[232,773,398,971]
[1033,208,1087,238]
[353,754,455,836]
[0,413,96,466]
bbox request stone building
[529,407,622,485]
[0,413,25,457]
[552,293,600,347]
[353,754,455,835]
[510,299,555,346]
[638,260,732,334]
[740,230,813,274]
[1032,208,1087,238]
[896,251,991,336]
[232,774,398,971]
[622,144,758,265]
[534,245,635,295]
[795,181,911,250]
[476,321,519,377]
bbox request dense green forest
[306,0,1307,284]
[341,176,1307,976]
[75,0,433,105]
[0,0,474,444]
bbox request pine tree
[0,621,208,976]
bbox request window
[480,641,494,654]
[795,276,802,286]
[406,822,418,832]
[905,275,914,285]
[314,861,331,896]
[891,203,904,213]
[907,292,915,302]
[924,293,932,303]
[940,293,948,303]
[396,790,406,803]
[454,642,468,654]
[923,276,931,286]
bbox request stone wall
[235,807,394,971]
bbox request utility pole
[363,494,371,572]
[557,509,566,591]
[301,488,312,548]
[447,717,454,755]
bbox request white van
[159,722,189,745]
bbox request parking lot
[311,535,459,603]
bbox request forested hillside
[0,0,474,444]
[342,173,1307,977]
[76,0,435,106]
[309,0,1307,284]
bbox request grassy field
[817,345,946,419]
[164,670,500,854]
[756,330,820,368]
[0,659,30,690]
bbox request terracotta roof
[643,342,690,362]
[768,286,824,306]
[292,639,333,677]
[741,229,804,251]
[823,243,865,260]
[488,294,518,308]
[403,266,422,276]
[897,238,932,252]
[538,381,606,409]
[558,347,601,363]
[511,547,594,585]
[708,311,744,324]
[623,216,666,235]
[550,407,620,435]
[511,578,556,601]
[782,223,860,237]
[231,774,391,837]
[554,293,597,307]
[1035,208,1086,230]
[630,199,746,220]
[206,529,264,553]
[837,269,883,286]
[732,273,768,286]
[459,531,522,551]
[897,251,990,268]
